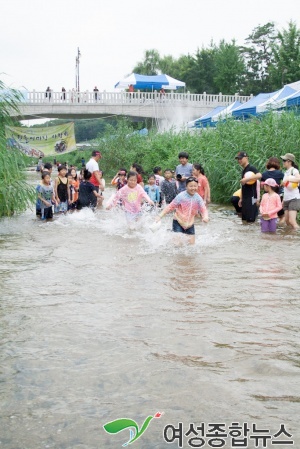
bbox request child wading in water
[107,171,154,228]
[144,174,160,206]
[54,165,70,213]
[156,176,208,244]
[37,171,57,220]
[161,169,177,205]
[111,169,127,190]
[259,178,282,233]
[77,169,103,210]
[68,168,80,210]
[192,164,210,204]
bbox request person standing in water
[259,178,282,233]
[261,157,285,224]
[175,151,193,193]
[54,165,70,214]
[235,151,261,223]
[37,171,57,220]
[156,176,208,245]
[280,152,300,230]
[144,174,160,205]
[111,169,127,191]
[86,150,103,193]
[77,169,103,210]
[161,169,177,205]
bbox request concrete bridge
[12,90,252,122]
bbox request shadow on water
[0,183,299,447]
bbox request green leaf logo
[103,412,163,446]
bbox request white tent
[114,73,185,90]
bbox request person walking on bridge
[45,86,51,101]
[93,86,99,102]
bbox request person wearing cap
[86,150,104,194]
[259,178,282,233]
[235,151,262,222]
[280,153,300,230]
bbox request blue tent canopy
[255,85,296,114]
[114,73,185,90]
[211,100,242,123]
[188,106,226,128]
[188,101,242,128]
[287,90,300,107]
[232,92,278,118]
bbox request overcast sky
[1,0,298,94]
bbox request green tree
[186,45,217,93]
[159,54,178,76]
[270,21,300,87]
[172,54,197,91]
[132,49,161,75]
[213,40,246,94]
[240,22,277,94]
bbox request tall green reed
[0,80,36,217]
[44,112,300,205]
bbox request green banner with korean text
[5,123,76,158]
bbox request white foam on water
[8,202,236,255]
[50,207,98,228]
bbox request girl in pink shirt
[259,178,282,233]
[107,171,154,227]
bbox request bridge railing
[25,90,251,106]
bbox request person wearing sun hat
[259,178,282,233]
[235,151,262,222]
[280,153,300,230]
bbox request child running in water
[107,171,154,227]
[37,171,57,220]
[259,178,283,233]
[156,176,208,244]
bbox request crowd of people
[232,151,300,231]
[35,149,300,243]
[44,87,101,102]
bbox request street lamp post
[75,47,81,92]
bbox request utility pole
[75,47,81,92]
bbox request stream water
[0,173,299,448]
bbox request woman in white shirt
[280,153,300,230]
